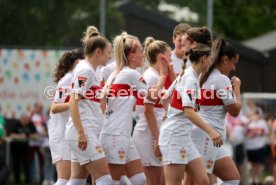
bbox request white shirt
[159,67,200,145]
[48,72,72,142]
[171,52,183,74]
[135,67,165,131]
[244,119,269,150]
[225,114,248,146]
[65,60,104,140]
[101,66,147,137]
[170,52,191,73]
[101,61,116,83]
[198,69,237,140]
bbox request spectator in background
[10,114,37,184]
[41,108,55,185]
[226,113,248,184]
[245,99,264,118]
[245,110,269,185]
[30,102,47,183]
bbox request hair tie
[90,32,99,37]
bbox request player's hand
[78,133,88,151]
[160,57,169,77]
[153,138,162,160]
[208,129,223,147]
[231,76,241,88]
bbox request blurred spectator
[226,113,248,183]
[10,114,37,184]
[245,110,269,185]
[29,102,47,183]
[263,176,275,185]
[245,99,264,118]
[41,108,55,185]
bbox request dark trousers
[11,145,29,184]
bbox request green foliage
[136,0,276,41]
[214,0,276,40]
[1,0,276,46]
[0,0,124,47]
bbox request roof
[268,48,276,61]
[243,30,276,52]
[116,0,178,30]
[116,0,268,64]
[226,37,267,63]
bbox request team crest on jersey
[226,85,234,97]
[78,76,87,87]
[95,145,103,154]
[157,156,163,161]
[207,159,214,169]
[118,149,126,160]
[139,76,146,84]
[180,149,186,160]
[186,89,196,101]
[58,88,68,99]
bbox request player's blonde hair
[113,31,140,71]
[143,37,170,65]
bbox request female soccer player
[100,32,168,185]
[133,37,171,185]
[65,27,114,185]
[159,43,222,185]
[49,48,84,185]
[190,38,242,185]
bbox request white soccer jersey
[65,60,104,140]
[164,52,183,89]
[135,67,165,131]
[159,67,200,146]
[101,61,116,83]
[171,52,183,74]
[101,66,147,137]
[198,69,237,140]
[48,72,72,142]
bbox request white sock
[54,179,68,185]
[120,175,131,185]
[221,180,240,185]
[96,174,113,185]
[66,179,87,185]
[129,173,146,185]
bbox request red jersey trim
[200,89,224,106]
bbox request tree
[1,0,276,46]
[0,0,123,47]
[135,0,276,41]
